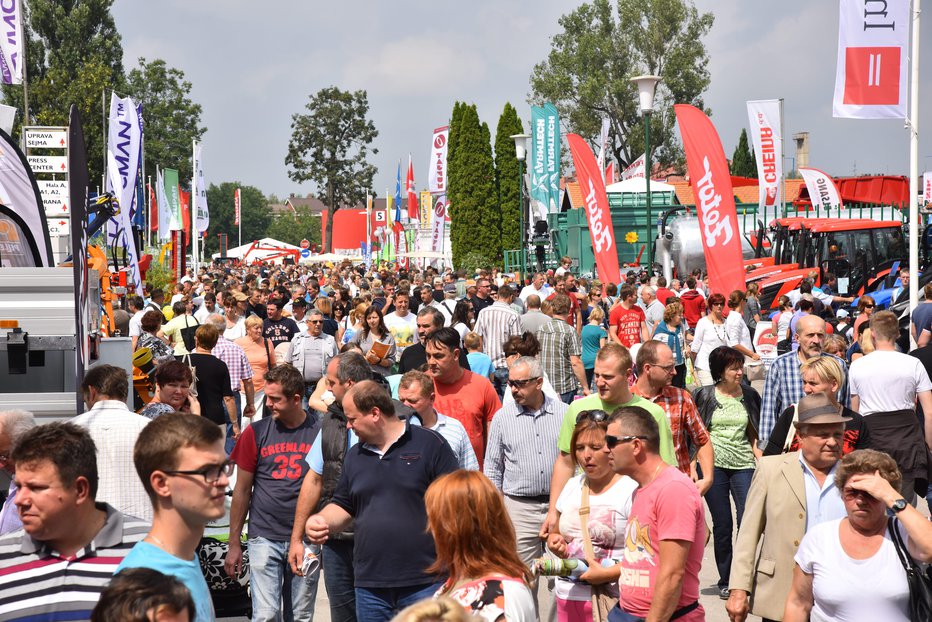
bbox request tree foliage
[730,128,757,178]
[265,207,322,249]
[448,103,500,266]
[126,58,206,183]
[495,103,523,253]
[286,87,378,252]
[529,0,713,170]
[202,182,271,255]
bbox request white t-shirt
[553,474,638,601]
[725,307,754,351]
[223,317,247,341]
[795,518,909,622]
[128,310,145,338]
[849,350,932,414]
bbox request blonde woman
[651,300,689,388]
[234,315,275,421]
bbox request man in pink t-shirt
[609,284,648,348]
[606,405,705,622]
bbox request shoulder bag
[579,482,619,622]
[182,353,199,397]
[889,515,932,622]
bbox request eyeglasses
[711,302,725,308]
[841,488,875,501]
[575,410,607,423]
[604,434,647,449]
[650,362,677,372]
[507,377,540,388]
[163,460,234,484]
[863,304,875,309]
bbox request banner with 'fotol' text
[799,167,843,212]
[566,134,620,284]
[746,99,783,212]
[674,104,745,296]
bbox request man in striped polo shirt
[0,423,148,621]
[473,284,523,398]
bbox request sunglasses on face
[863,304,875,309]
[507,377,540,388]
[604,434,647,449]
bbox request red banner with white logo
[674,104,745,296]
[566,134,620,283]
[406,155,418,220]
[833,0,908,119]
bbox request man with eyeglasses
[118,413,230,621]
[0,423,148,620]
[226,364,321,621]
[604,406,706,622]
[470,277,494,316]
[484,355,567,614]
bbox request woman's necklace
[711,319,727,344]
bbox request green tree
[202,182,271,255]
[494,103,524,253]
[286,86,378,252]
[265,207,322,248]
[448,103,499,266]
[125,58,206,183]
[529,0,713,170]
[730,128,757,178]
[2,0,126,186]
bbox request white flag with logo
[799,167,843,212]
[621,153,646,180]
[746,100,783,210]
[833,0,909,119]
[597,118,610,181]
[157,167,171,241]
[105,93,143,295]
[923,171,932,205]
[430,195,447,253]
[0,2,23,85]
[193,142,209,233]
[428,126,449,194]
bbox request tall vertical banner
[419,190,432,229]
[833,0,909,119]
[674,104,746,296]
[163,168,181,231]
[406,155,418,220]
[193,142,209,233]
[157,168,171,241]
[799,167,844,212]
[530,104,562,220]
[604,161,616,185]
[430,195,447,252]
[923,172,932,206]
[746,99,783,211]
[105,93,143,295]
[597,118,610,182]
[148,183,158,232]
[428,127,449,194]
[234,187,241,225]
[544,103,561,214]
[566,134,620,283]
[0,0,23,85]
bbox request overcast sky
[111,0,932,201]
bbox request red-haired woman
[427,470,536,621]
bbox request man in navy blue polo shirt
[305,380,458,622]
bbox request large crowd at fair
[1,258,931,622]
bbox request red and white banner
[799,167,844,212]
[833,0,909,119]
[406,155,418,220]
[566,134,620,283]
[923,171,932,206]
[621,153,646,180]
[746,99,783,210]
[234,187,241,225]
[428,126,449,194]
[604,161,616,185]
[674,104,745,296]
[430,195,447,252]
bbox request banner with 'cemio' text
[566,134,620,284]
[674,104,745,296]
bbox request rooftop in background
[268,194,389,215]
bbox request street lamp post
[511,133,531,280]
[631,75,662,272]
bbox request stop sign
[300,239,310,249]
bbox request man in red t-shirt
[425,327,501,466]
[679,276,707,329]
[609,284,648,347]
[655,275,676,306]
[547,273,583,333]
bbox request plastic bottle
[531,557,615,579]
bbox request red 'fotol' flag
[674,104,745,295]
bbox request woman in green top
[692,346,762,600]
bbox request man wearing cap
[726,394,850,622]
[291,297,311,334]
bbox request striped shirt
[474,301,522,368]
[537,318,583,394]
[412,412,480,471]
[211,336,253,392]
[484,395,568,496]
[0,504,148,621]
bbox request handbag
[580,482,619,622]
[744,361,765,382]
[889,516,932,622]
[182,353,199,397]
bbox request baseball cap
[231,291,248,302]
[443,283,457,294]
[796,393,851,426]
[292,297,308,307]
[836,308,849,319]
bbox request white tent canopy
[605,178,676,194]
[213,238,301,262]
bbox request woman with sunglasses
[692,345,762,600]
[691,292,731,387]
[547,410,637,622]
[853,294,875,335]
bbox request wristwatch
[891,498,908,513]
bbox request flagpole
[238,189,241,248]
[21,44,28,126]
[191,139,198,276]
[779,97,786,223]
[908,0,921,328]
[102,89,107,192]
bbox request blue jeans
[248,536,319,622]
[560,390,577,405]
[323,539,357,622]
[704,466,754,589]
[355,582,442,622]
[225,392,241,455]
[493,367,510,400]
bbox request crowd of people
[1,258,932,622]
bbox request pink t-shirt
[610,305,645,347]
[618,466,705,621]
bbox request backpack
[179,316,200,352]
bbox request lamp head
[510,133,531,161]
[631,75,662,114]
